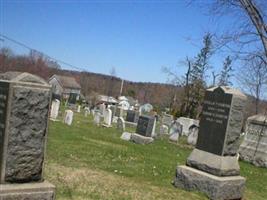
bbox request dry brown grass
[45,163,205,200]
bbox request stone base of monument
[0,181,56,200]
[186,149,240,176]
[174,165,245,200]
[130,133,154,144]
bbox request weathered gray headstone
[0,72,55,199]
[117,117,125,132]
[174,86,247,200]
[136,115,155,137]
[162,114,173,126]
[93,111,101,126]
[130,133,154,144]
[177,117,199,136]
[239,114,267,167]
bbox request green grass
[45,112,267,200]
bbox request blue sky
[1,0,231,83]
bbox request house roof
[50,75,81,89]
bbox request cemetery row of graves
[0,72,266,199]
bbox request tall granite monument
[0,72,55,199]
[174,86,247,200]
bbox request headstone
[109,105,116,119]
[50,99,60,120]
[130,133,154,144]
[103,108,112,127]
[162,114,173,126]
[187,124,199,146]
[174,86,247,200]
[117,117,125,132]
[177,117,199,136]
[126,110,139,123]
[64,110,73,125]
[136,115,155,137]
[84,107,90,117]
[160,124,169,135]
[169,121,182,142]
[120,132,132,141]
[77,105,81,113]
[0,72,55,199]
[239,114,267,167]
[99,103,106,115]
[94,111,101,126]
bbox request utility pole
[119,79,124,96]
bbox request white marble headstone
[64,110,73,126]
[50,99,60,120]
[104,108,112,126]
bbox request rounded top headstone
[0,71,49,86]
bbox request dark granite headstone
[126,110,139,123]
[0,72,55,199]
[136,115,155,137]
[196,87,232,156]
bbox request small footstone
[120,132,132,141]
[130,133,154,144]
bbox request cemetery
[1,1,267,199]
[0,72,266,199]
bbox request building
[48,75,81,102]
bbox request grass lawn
[45,112,267,200]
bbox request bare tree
[204,0,267,61]
[238,56,267,114]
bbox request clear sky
[0,0,231,83]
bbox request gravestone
[117,117,125,132]
[94,111,101,126]
[103,108,112,127]
[174,86,247,200]
[84,107,90,117]
[120,132,132,141]
[187,124,199,146]
[162,114,173,126]
[99,103,106,115]
[64,110,73,125]
[50,99,60,120]
[169,121,183,142]
[109,105,116,119]
[177,117,199,136]
[239,114,267,167]
[0,72,55,199]
[77,105,81,113]
[160,124,169,135]
[126,110,139,123]
[136,115,155,137]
